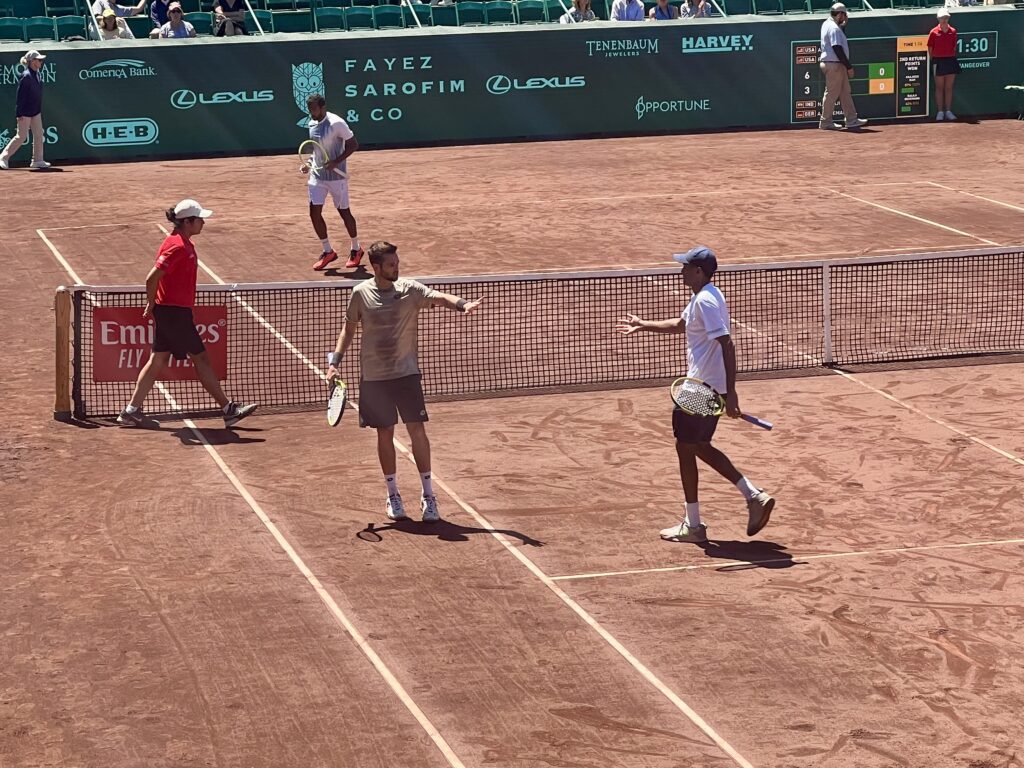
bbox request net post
[821,262,833,366]
[53,287,73,422]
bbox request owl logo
[292,62,324,128]
[0,130,10,147]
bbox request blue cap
[673,246,718,276]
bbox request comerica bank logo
[82,118,159,147]
[681,34,754,53]
[586,39,659,58]
[486,75,586,95]
[79,59,157,81]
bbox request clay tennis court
[3,120,1024,767]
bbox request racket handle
[741,413,773,431]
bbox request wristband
[456,299,467,312]
[329,352,342,366]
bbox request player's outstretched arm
[432,292,484,314]
[615,314,685,335]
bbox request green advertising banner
[0,7,1020,163]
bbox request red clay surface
[3,120,1024,767]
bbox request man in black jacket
[818,4,868,131]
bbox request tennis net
[55,247,1024,419]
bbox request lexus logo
[170,89,198,110]
[486,75,511,95]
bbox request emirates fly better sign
[92,307,228,381]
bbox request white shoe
[945,111,957,121]
[746,491,775,536]
[420,494,440,523]
[0,157,8,170]
[30,159,50,169]
[660,522,708,543]
[936,112,945,121]
[846,118,868,129]
[386,493,407,521]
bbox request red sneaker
[313,250,338,271]
[346,248,365,268]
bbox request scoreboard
[791,31,1000,124]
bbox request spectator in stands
[649,0,680,19]
[559,0,596,22]
[91,0,146,18]
[158,2,198,36]
[929,9,959,120]
[214,0,249,35]
[96,7,136,38]
[0,50,49,171]
[679,0,710,16]
[610,0,644,19]
[150,0,171,28]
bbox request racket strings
[672,383,720,417]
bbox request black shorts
[152,304,205,361]
[672,408,720,444]
[933,58,960,77]
[358,374,428,429]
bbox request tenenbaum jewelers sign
[92,307,228,382]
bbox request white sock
[351,238,361,251]
[385,474,398,496]
[420,471,434,497]
[685,502,701,528]
[736,476,758,499]
[125,404,139,413]
[320,238,333,252]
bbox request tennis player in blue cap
[616,246,775,543]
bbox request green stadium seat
[721,0,750,13]
[371,3,402,24]
[350,0,375,7]
[45,0,79,16]
[401,1,430,25]
[55,13,86,37]
[429,2,457,24]
[753,0,781,12]
[781,0,808,12]
[265,0,294,9]
[6,0,44,16]
[245,7,273,29]
[806,0,829,10]
[176,0,200,12]
[183,10,213,32]
[343,4,373,26]
[545,0,568,19]
[588,0,609,18]
[314,4,344,26]
[0,17,24,38]
[272,8,311,29]
[318,0,351,7]
[457,0,484,23]
[515,0,545,22]
[484,0,514,22]
[124,13,152,35]
[24,15,55,39]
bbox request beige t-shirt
[347,278,438,381]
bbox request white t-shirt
[819,18,849,63]
[308,111,354,184]
[682,283,731,394]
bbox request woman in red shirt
[928,9,960,121]
[117,200,257,428]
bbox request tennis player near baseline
[326,241,483,522]
[305,93,364,272]
[117,200,257,428]
[616,246,775,543]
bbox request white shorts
[308,179,350,209]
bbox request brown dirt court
[3,120,1024,768]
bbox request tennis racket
[297,138,347,179]
[670,377,773,431]
[327,378,348,427]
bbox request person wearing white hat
[818,3,867,131]
[616,246,776,543]
[0,50,50,171]
[928,9,960,121]
[117,200,257,428]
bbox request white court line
[37,229,84,283]
[40,230,468,768]
[927,182,1024,214]
[391,440,755,768]
[829,189,1000,246]
[552,537,1024,582]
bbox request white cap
[830,2,847,12]
[23,50,46,62]
[173,199,213,219]
[936,7,950,17]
